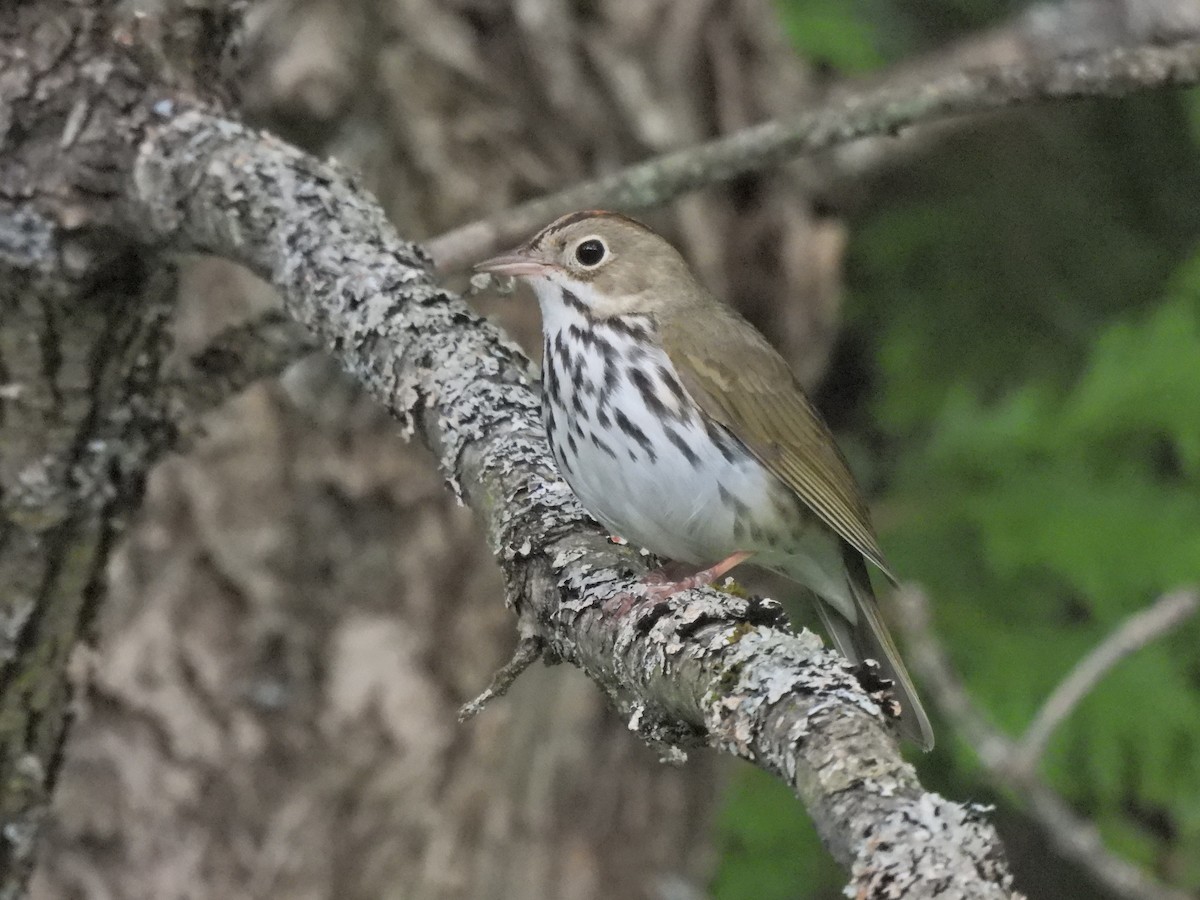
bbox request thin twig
[426,41,1200,271]
[895,586,1197,900]
[166,309,317,422]
[458,635,544,722]
[1013,590,1199,774]
[131,110,1023,897]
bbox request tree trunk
[33,369,716,898]
[0,0,211,886]
[23,0,837,896]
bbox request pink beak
[474,251,551,278]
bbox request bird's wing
[660,309,896,583]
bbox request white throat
[527,277,605,332]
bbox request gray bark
[125,107,1020,897]
[0,0,235,888]
[13,3,752,897]
[4,0,1199,897]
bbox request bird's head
[475,210,699,319]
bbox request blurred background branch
[7,0,1200,898]
[897,586,1199,900]
[1012,590,1199,775]
[427,40,1200,271]
[176,33,1200,421]
[165,308,318,430]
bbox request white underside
[533,278,856,620]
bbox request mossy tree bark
[4,1,1197,897]
[5,3,724,897]
[0,1,227,886]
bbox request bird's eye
[574,238,607,267]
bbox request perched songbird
[476,210,933,750]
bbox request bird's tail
[815,553,934,751]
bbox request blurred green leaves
[717,4,1200,898]
[774,0,887,71]
[883,252,1200,878]
[711,766,842,900]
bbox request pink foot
[640,571,714,602]
[606,551,754,610]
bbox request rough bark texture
[27,2,822,897]
[0,256,171,891]
[235,0,847,387]
[104,107,1020,898]
[4,1,1198,898]
[0,0,239,889]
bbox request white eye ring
[573,236,608,268]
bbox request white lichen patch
[848,793,1020,899]
[132,113,1016,896]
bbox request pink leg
[639,550,754,601]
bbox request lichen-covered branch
[168,27,1200,404]
[0,0,245,888]
[127,108,1020,897]
[427,39,1200,271]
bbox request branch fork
[60,32,1200,900]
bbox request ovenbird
[476,210,933,750]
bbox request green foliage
[865,125,1200,887]
[711,766,842,900]
[715,4,1200,899]
[773,0,888,72]
[1186,86,1200,144]
[851,101,1200,427]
